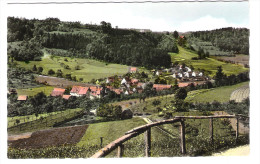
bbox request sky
[6,1,249,32]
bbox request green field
[16,86,55,97]
[170,46,249,77]
[14,51,130,82]
[185,81,249,103]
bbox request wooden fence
[91,114,249,158]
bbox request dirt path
[213,145,250,156]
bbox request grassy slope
[8,108,83,134]
[15,51,130,82]
[77,117,146,147]
[16,86,55,96]
[185,81,249,103]
[170,46,249,77]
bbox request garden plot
[8,125,88,149]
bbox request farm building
[70,86,83,96]
[51,88,65,97]
[153,84,172,91]
[129,67,138,73]
[17,95,27,101]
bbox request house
[17,95,27,101]
[155,71,161,76]
[184,72,189,78]
[178,73,183,78]
[198,72,203,76]
[178,82,190,88]
[131,78,139,84]
[121,78,127,85]
[89,86,102,99]
[153,84,171,91]
[51,88,65,97]
[78,87,89,96]
[8,88,17,94]
[70,86,82,96]
[192,72,196,77]
[172,73,176,78]
[62,95,71,100]
[129,67,138,73]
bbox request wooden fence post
[209,118,214,145]
[144,127,151,157]
[236,117,239,141]
[180,119,186,154]
[117,144,124,158]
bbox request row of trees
[214,66,249,87]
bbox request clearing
[14,51,130,82]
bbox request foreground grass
[16,86,55,97]
[77,117,146,147]
[15,51,130,82]
[170,46,249,77]
[8,112,249,158]
[185,81,249,103]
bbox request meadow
[185,81,249,103]
[14,50,130,82]
[16,86,55,97]
[170,46,249,77]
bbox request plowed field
[230,85,249,102]
[8,125,88,149]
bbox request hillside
[186,27,249,55]
[8,17,178,69]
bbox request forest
[188,27,249,55]
[8,17,178,69]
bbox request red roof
[180,35,185,39]
[131,79,139,83]
[62,95,71,100]
[137,82,144,87]
[178,83,190,88]
[70,86,82,93]
[51,88,65,96]
[153,84,172,91]
[17,95,27,101]
[130,67,137,72]
[78,87,89,95]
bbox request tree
[38,67,43,73]
[214,66,225,86]
[175,88,187,100]
[152,99,161,107]
[173,30,179,39]
[48,69,55,75]
[56,69,63,77]
[32,65,37,72]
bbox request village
[16,64,210,101]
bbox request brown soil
[36,75,95,88]
[8,125,88,149]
